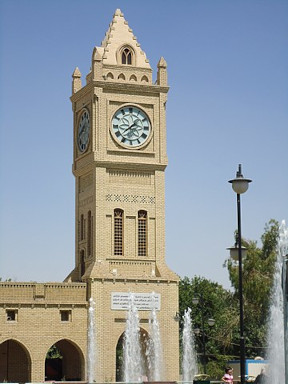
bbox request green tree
[178,219,279,378]
[225,219,279,358]
[46,344,62,359]
[179,276,237,379]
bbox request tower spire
[99,8,151,68]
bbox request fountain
[87,298,96,383]
[87,292,166,382]
[147,292,164,381]
[122,292,165,382]
[123,293,143,382]
[182,307,198,382]
[266,220,288,383]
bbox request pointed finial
[158,57,167,68]
[72,67,82,93]
[72,67,81,78]
[100,8,151,68]
[92,47,102,62]
[114,9,123,17]
[157,57,168,86]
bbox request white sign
[111,292,161,311]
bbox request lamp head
[227,244,248,261]
[192,297,199,305]
[208,318,215,327]
[229,164,252,194]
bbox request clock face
[77,109,90,153]
[111,106,151,148]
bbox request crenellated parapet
[0,282,87,306]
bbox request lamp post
[228,164,251,384]
[192,296,215,374]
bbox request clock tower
[67,9,179,382]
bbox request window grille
[138,210,147,257]
[114,209,123,255]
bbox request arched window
[87,211,93,257]
[80,250,85,277]
[80,214,85,241]
[118,73,126,80]
[114,209,123,256]
[121,48,132,65]
[106,72,114,80]
[129,74,137,82]
[138,210,147,257]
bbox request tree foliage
[179,276,237,379]
[46,344,62,359]
[179,219,279,379]
[225,219,279,357]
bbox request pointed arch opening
[129,74,137,82]
[0,339,31,382]
[122,48,132,65]
[118,73,126,81]
[115,328,150,382]
[45,339,84,381]
[117,45,135,66]
[141,75,149,83]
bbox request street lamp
[228,164,251,384]
[192,296,215,374]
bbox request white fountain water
[182,307,198,382]
[267,220,288,383]
[123,293,143,382]
[147,292,164,381]
[87,297,96,383]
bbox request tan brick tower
[67,8,179,382]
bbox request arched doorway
[0,339,31,382]
[45,339,84,381]
[115,328,150,382]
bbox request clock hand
[129,119,142,130]
[121,126,132,136]
[120,118,142,137]
[121,121,138,134]
[119,117,133,133]
[131,118,141,126]
[79,122,88,137]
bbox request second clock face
[112,106,151,148]
[77,108,90,153]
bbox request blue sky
[0,0,287,288]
